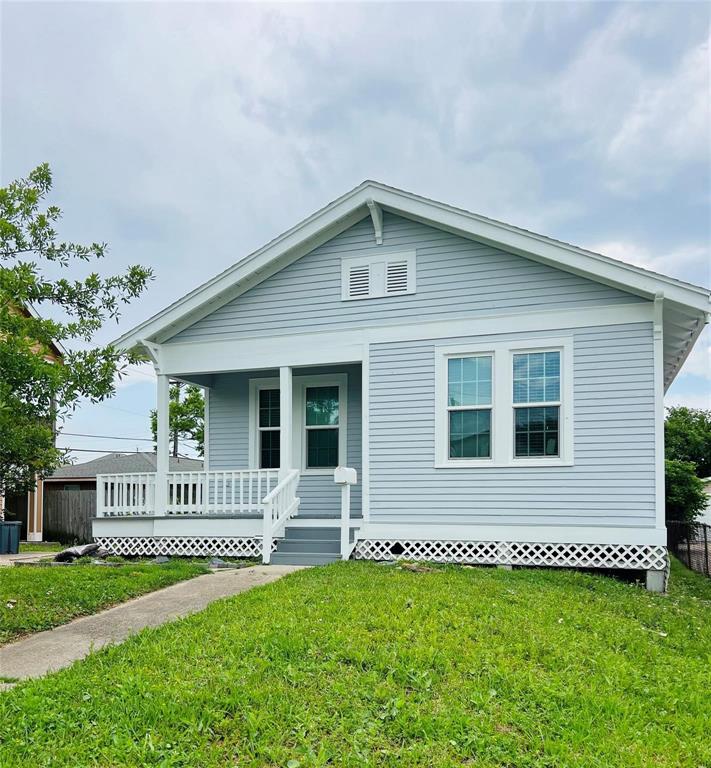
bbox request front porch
[93,361,363,564]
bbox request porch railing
[261,469,301,564]
[96,469,279,518]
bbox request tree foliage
[0,164,152,498]
[150,382,204,457]
[665,407,711,478]
[664,459,709,523]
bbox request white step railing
[261,469,300,564]
[96,469,279,517]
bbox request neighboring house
[93,181,710,591]
[44,453,203,542]
[1,304,65,541]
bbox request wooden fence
[43,489,95,544]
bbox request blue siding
[171,213,640,343]
[369,323,655,529]
[207,365,362,518]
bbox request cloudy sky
[2,1,709,461]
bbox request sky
[1,1,709,463]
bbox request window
[435,338,572,467]
[305,386,340,468]
[341,251,416,300]
[513,352,560,458]
[258,388,280,468]
[446,356,492,459]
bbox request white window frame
[435,337,573,468]
[248,373,348,476]
[341,250,416,301]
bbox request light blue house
[93,182,710,590]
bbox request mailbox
[334,466,357,485]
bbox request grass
[0,559,709,768]
[0,559,209,645]
[18,541,64,553]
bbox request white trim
[361,344,370,522]
[113,180,709,352]
[434,337,574,468]
[279,366,294,477]
[356,522,667,546]
[156,302,649,377]
[340,250,416,301]
[367,199,383,244]
[203,385,210,471]
[653,294,665,530]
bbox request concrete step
[283,527,340,541]
[270,552,341,566]
[276,538,340,554]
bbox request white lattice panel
[354,539,668,571]
[95,536,272,558]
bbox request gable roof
[46,452,203,481]
[114,180,710,389]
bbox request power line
[61,432,153,442]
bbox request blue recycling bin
[0,521,22,554]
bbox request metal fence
[667,521,711,577]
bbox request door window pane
[307,428,339,468]
[306,387,339,426]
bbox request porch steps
[270,526,341,566]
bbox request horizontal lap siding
[207,365,362,518]
[171,214,640,342]
[369,323,655,529]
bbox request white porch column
[155,374,170,516]
[279,366,293,478]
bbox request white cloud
[114,363,156,390]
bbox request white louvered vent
[386,260,409,294]
[348,264,370,298]
[341,250,416,301]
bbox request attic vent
[348,264,370,298]
[341,250,416,301]
[386,261,409,294]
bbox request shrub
[665,459,709,523]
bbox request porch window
[258,388,280,469]
[305,386,339,468]
[513,351,560,457]
[447,356,492,459]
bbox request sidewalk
[0,564,302,682]
[0,552,55,567]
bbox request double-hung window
[435,338,572,467]
[513,351,560,458]
[257,388,280,469]
[446,356,492,459]
[305,386,340,468]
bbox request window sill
[434,459,574,469]
[301,468,337,477]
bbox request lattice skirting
[95,536,273,558]
[354,539,668,571]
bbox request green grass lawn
[1,560,709,768]
[18,541,64,553]
[0,560,209,645]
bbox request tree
[664,459,709,523]
[665,407,711,478]
[150,382,204,457]
[0,164,152,505]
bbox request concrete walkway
[0,564,302,681]
[0,552,55,567]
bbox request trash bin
[0,521,22,554]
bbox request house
[700,479,711,526]
[93,181,710,591]
[44,453,203,542]
[1,304,65,542]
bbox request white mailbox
[334,466,357,485]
